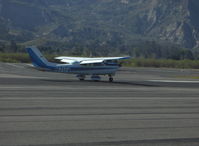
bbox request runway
[0,63,199,146]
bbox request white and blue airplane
[26,47,131,82]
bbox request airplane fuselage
[40,64,119,75]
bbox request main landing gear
[91,75,101,81]
[76,74,114,82]
[76,75,85,81]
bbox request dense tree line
[37,39,198,60]
[0,39,198,60]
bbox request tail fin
[26,47,53,68]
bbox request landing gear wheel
[109,77,113,82]
[91,75,101,82]
[77,75,85,81]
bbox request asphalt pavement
[0,63,199,146]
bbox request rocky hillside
[0,0,199,55]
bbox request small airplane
[26,46,131,82]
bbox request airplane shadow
[40,78,199,88]
[41,79,160,87]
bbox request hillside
[0,0,199,57]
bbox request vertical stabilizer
[26,47,55,68]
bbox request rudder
[26,47,50,68]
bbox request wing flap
[103,56,131,61]
[80,60,104,65]
[59,59,76,64]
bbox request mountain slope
[0,0,199,55]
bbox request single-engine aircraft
[26,47,131,82]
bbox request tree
[10,40,18,53]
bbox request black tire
[109,77,113,82]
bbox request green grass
[0,53,56,63]
[0,53,30,63]
[124,58,199,69]
[1,53,199,69]
[175,76,199,79]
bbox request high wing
[55,56,92,64]
[55,56,131,64]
